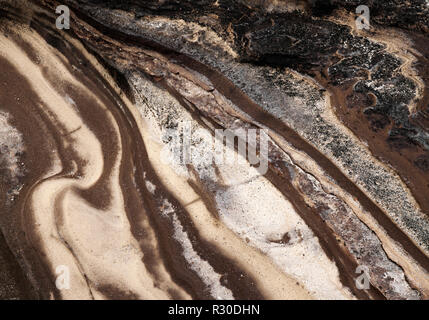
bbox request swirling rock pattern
[0,0,428,300]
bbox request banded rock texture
[0,0,428,300]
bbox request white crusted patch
[161,199,234,300]
[214,147,354,300]
[145,180,156,194]
[0,111,25,202]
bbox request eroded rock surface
[0,0,428,300]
